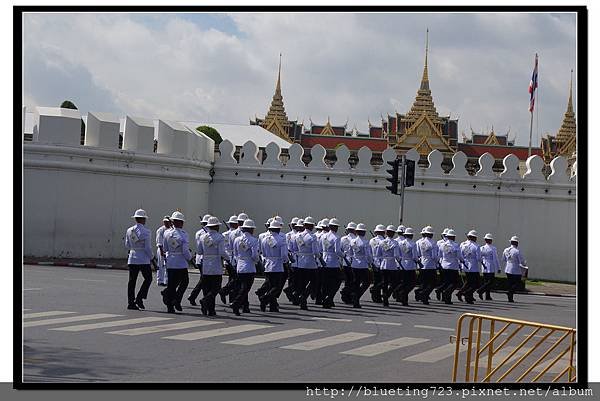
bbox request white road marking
[414,325,455,332]
[341,337,430,357]
[223,328,324,346]
[282,332,375,351]
[365,321,403,327]
[403,343,464,363]
[49,317,172,332]
[64,278,106,282]
[24,288,42,291]
[108,320,223,336]
[23,314,121,328]
[312,317,352,322]
[164,324,272,341]
[24,311,76,319]
[23,309,31,311]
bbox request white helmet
[510,235,519,243]
[269,219,283,229]
[242,219,256,229]
[237,212,248,222]
[316,220,324,229]
[132,209,148,219]
[321,218,330,227]
[290,217,299,225]
[295,219,305,227]
[356,223,367,231]
[206,216,221,227]
[162,216,171,222]
[201,214,212,223]
[227,215,238,224]
[467,230,478,238]
[446,229,456,237]
[386,225,396,232]
[442,228,449,236]
[484,233,494,240]
[274,216,284,224]
[304,216,315,225]
[346,222,357,230]
[374,224,386,233]
[329,218,340,227]
[170,211,185,222]
[266,217,273,226]
[404,227,414,235]
[421,226,434,235]
[396,225,405,234]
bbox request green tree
[60,100,85,144]
[196,125,222,145]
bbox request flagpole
[527,109,534,158]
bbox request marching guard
[340,221,357,304]
[125,209,153,310]
[230,218,259,315]
[375,225,401,307]
[292,217,320,310]
[219,215,239,304]
[188,214,212,305]
[162,211,192,313]
[196,217,227,316]
[457,230,482,304]
[258,219,289,312]
[320,218,344,308]
[397,227,418,306]
[438,229,464,305]
[155,216,172,287]
[477,233,500,300]
[414,226,438,305]
[503,235,528,302]
[369,225,386,303]
[349,223,373,308]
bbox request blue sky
[23,12,577,146]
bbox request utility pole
[399,154,406,224]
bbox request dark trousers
[351,268,371,306]
[201,274,222,313]
[506,273,522,301]
[398,270,417,304]
[477,273,496,298]
[323,268,342,305]
[127,264,152,305]
[284,266,297,294]
[295,268,317,306]
[381,269,400,300]
[261,271,285,308]
[189,271,204,302]
[370,268,383,300]
[231,273,254,308]
[164,268,189,306]
[340,265,355,301]
[415,269,437,300]
[441,269,460,301]
[458,272,480,300]
[219,261,237,298]
[313,267,325,302]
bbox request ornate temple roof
[261,54,292,141]
[556,72,576,146]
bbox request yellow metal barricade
[451,313,576,383]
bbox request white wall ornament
[263,142,282,167]
[499,154,521,180]
[35,107,82,145]
[308,144,328,169]
[287,143,306,168]
[216,140,236,165]
[156,120,195,159]
[476,152,496,178]
[548,156,570,183]
[355,146,373,172]
[424,149,444,176]
[84,112,120,149]
[240,140,260,165]
[123,116,155,154]
[332,145,351,171]
[523,155,546,181]
[450,151,469,177]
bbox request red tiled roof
[458,143,542,160]
[300,134,388,151]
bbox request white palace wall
[23,107,577,281]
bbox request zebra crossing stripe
[364,321,403,326]
[49,317,172,332]
[23,311,76,319]
[23,314,121,328]
[223,328,324,346]
[108,320,223,336]
[163,324,273,341]
[414,325,455,332]
[341,337,430,357]
[312,317,352,322]
[403,343,463,363]
[282,332,375,351]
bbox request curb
[493,289,576,298]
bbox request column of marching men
[124,209,529,315]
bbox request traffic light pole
[399,154,406,224]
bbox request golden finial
[421,28,429,88]
[568,69,573,113]
[276,53,282,93]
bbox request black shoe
[175,303,183,312]
[422,298,429,305]
[300,302,308,310]
[219,292,227,304]
[353,304,362,308]
[477,290,484,300]
[402,301,409,306]
[243,306,251,313]
[508,298,515,303]
[466,298,474,304]
[158,283,167,287]
[232,306,241,316]
[382,298,389,307]
[208,311,217,316]
[135,299,145,310]
[188,297,197,306]
[199,299,207,315]
[444,300,453,305]
[435,290,441,301]
[486,295,493,301]
[456,293,464,302]
[315,298,323,305]
[161,289,169,306]
[259,299,267,312]
[269,305,279,313]
[283,288,293,302]
[415,293,422,302]
[167,305,176,313]
[127,303,140,310]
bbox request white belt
[202,255,222,259]
[382,257,397,260]
[170,252,183,255]
[237,256,254,260]
[323,251,338,255]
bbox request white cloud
[23,12,576,145]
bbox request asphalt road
[21,265,577,383]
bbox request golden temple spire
[260,53,291,141]
[556,70,576,144]
[421,28,429,90]
[276,53,282,94]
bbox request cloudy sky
[23,12,576,146]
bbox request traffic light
[404,159,415,187]
[386,158,400,194]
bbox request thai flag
[528,53,538,112]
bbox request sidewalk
[23,257,576,297]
